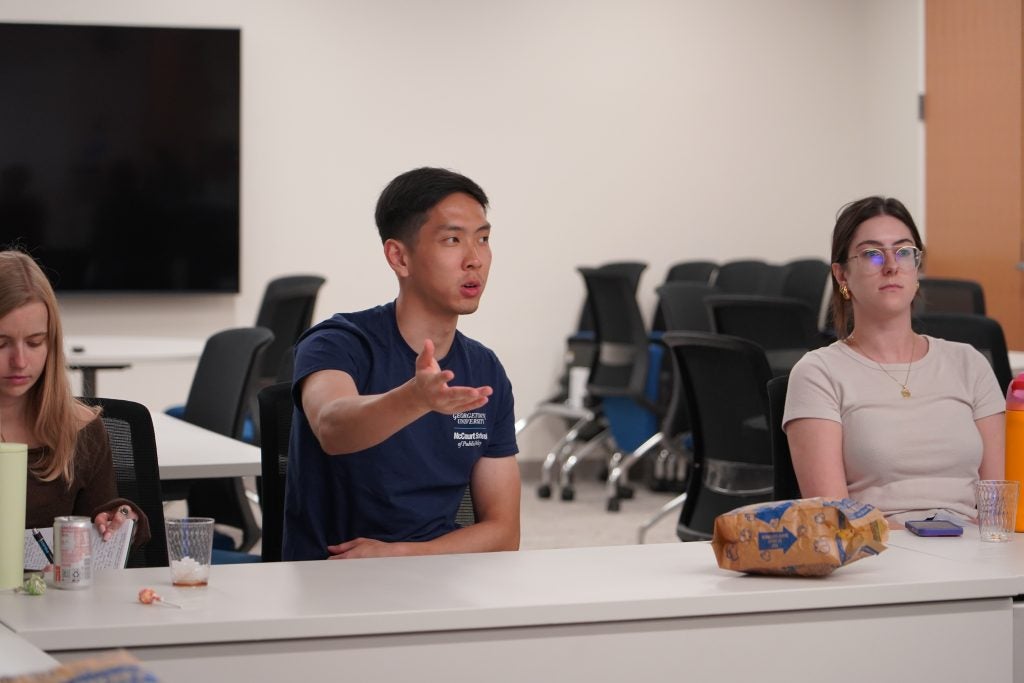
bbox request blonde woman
[0,250,150,547]
[783,197,1004,528]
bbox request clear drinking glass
[165,517,215,586]
[974,480,1019,542]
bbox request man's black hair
[374,167,489,245]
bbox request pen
[32,528,54,564]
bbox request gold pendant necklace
[845,333,916,398]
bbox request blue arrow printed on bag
[757,527,797,553]
[753,501,792,526]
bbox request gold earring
[840,283,850,300]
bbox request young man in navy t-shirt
[283,167,521,561]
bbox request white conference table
[0,532,1021,681]
[150,412,261,480]
[0,624,58,678]
[65,335,205,397]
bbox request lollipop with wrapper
[138,587,182,608]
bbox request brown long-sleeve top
[24,416,152,549]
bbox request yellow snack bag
[712,497,888,576]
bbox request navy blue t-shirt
[282,301,518,561]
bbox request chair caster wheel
[617,485,635,500]
[537,484,552,499]
[606,498,621,512]
[560,487,575,501]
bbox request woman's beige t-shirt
[783,336,1004,524]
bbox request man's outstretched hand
[412,338,492,415]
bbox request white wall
[0,0,922,458]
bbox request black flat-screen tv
[0,22,241,293]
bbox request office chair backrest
[706,295,820,352]
[661,332,775,540]
[578,267,652,401]
[915,277,986,316]
[766,375,800,500]
[276,344,296,384]
[664,260,718,285]
[180,327,273,553]
[254,275,326,384]
[82,397,168,568]
[652,262,719,332]
[712,259,774,294]
[580,266,667,453]
[575,261,647,333]
[257,382,292,562]
[915,312,1013,393]
[780,258,831,320]
[184,326,275,439]
[656,282,718,333]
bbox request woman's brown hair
[829,196,924,338]
[0,250,97,485]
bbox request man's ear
[384,238,410,277]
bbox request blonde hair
[0,251,97,485]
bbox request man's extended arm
[302,338,493,455]
[326,454,521,558]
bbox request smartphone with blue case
[905,520,963,537]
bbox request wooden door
[925,0,1024,347]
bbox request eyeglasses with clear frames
[847,245,922,274]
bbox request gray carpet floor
[519,471,682,549]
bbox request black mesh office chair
[81,397,168,568]
[171,326,274,553]
[662,332,776,540]
[915,277,986,315]
[575,267,679,511]
[649,281,719,491]
[915,312,1014,392]
[766,375,800,500]
[523,261,647,500]
[562,261,648,411]
[706,295,822,377]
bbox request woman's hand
[93,504,138,542]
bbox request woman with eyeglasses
[0,250,151,551]
[782,196,1004,528]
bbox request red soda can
[53,516,92,589]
